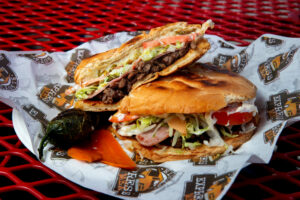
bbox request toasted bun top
[74,21,211,85]
[120,63,257,115]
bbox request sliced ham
[81,59,141,99]
[85,71,130,99]
[82,74,106,87]
[136,126,169,147]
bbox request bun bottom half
[111,126,257,163]
[130,130,255,162]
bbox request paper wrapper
[1,32,300,200]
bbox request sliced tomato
[142,32,197,49]
[109,111,139,123]
[212,104,253,126]
[142,40,161,49]
[160,35,191,44]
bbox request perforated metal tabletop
[0,0,299,199]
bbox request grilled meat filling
[92,42,192,104]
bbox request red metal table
[0,0,300,199]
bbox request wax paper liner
[1,32,300,200]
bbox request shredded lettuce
[140,42,184,62]
[181,135,202,149]
[181,136,186,148]
[186,115,209,136]
[169,126,174,137]
[116,113,229,150]
[171,131,181,147]
[76,63,131,100]
[75,85,98,100]
[106,64,131,81]
[141,46,167,61]
[105,50,140,75]
[136,116,161,131]
[104,64,116,74]
[98,82,108,89]
[121,50,141,66]
[104,73,118,83]
[77,41,187,100]
[78,41,186,100]
[204,112,225,146]
[184,141,202,149]
[176,41,184,49]
[220,127,238,138]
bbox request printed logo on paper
[218,40,235,49]
[213,54,231,68]
[38,83,75,111]
[183,172,235,200]
[264,123,283,145]
[65,49,90,82]
[18,52,53,65]
[132,152,159,165]
[22,104,49,126]
[0,53,18,91]
[94,34,116,43]
[261,36,284,48]
[113,166,176,197]
[258,48,298,84]
[267,90,300,121]
[213,49,248,73]
[189,154,222,166]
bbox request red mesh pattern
[226,123,300,200]
[0,0,300,199]
[0,0,299,51]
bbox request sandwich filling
[110,100,258,149]
[70,20,214,104]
